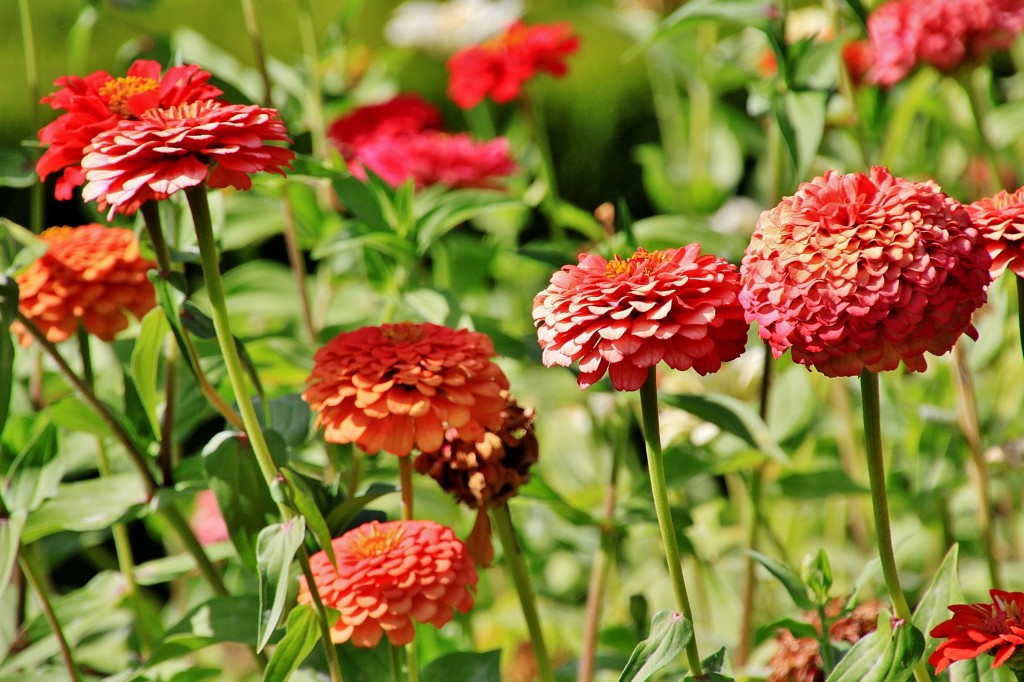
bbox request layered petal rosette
[740,166,991,377]
[967,187,1024,278]
[303,322,510,456]
[81,100,294,217]
[929,590,1024,674]
[533,245,750,391]
[349,132,516,188]
[327,93,444,156]
[15,225,156,345]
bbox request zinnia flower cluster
[447,21,580,109]
[739,166,991,377]
[36,60,222,200]
[866,0,1024,87]
[303,322,510,456]
[15,225,156,345]
[533,245,750,391]
[297,520,477,647]
[967,187,1024,278]
[929,589,1024,674]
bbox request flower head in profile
[929,589,1024,674]
[81,100,294,217]
[385,0,523,55]
[303,322,510,456]
[297,519,478,647]
[349,132,516,189]
[327,93,444,157]
[967,187,1024,278]
[15,225,156,345]
[447,21,580,109]
[533,245,749,391]
[36,60,221,200]
[740,166,991,377]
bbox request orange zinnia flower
[532,244,749,391]
[303,322,510,456]
[740,166,991,377]
[297,519,478,647]
[967,187,1024,278]
[15,225,156,345]
[929,590,1024,675]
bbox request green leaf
[757,617,821,642]
[256,519,306,652]
[778,469,868,498]
[782,90,828,181]
[336,638,393,682]
[279,468,335,567]
[261,394,311,447]
[0,510,26,603]
[131,308,170,437]
[47,396,113,438]
[802,549,834,606]
[324,482,399,536]
[22,473,147,543]
[4,422,63,513]
[627,0,774,60]
[0,274,17,439]
[661,393,788,464]
[416,190,521,254]
[683,647,731,680]
[913,544,962,656]
[134,542,236,586]
[825,614,925,682]
[519,476,596,528]
[618,610,694,682]
[262,604,322,682]
[145,595,261,668]
[750,550,815,611]
[421,650,502,682]
[332,174,391,233]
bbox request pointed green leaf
[257,518,306,652]
[422,650,502,682]
[325,482,399,536]
[22,473,147,543]
[825,613,924,682]
[130,308,170,437]
[662,393,788,464]
[332,174,391,233]
[750,550,815,611]
[779,469,868,498]
[757,617,821,642]
[683,647,733,680]
[279,468,335,567]
[145,595,261,668]
[0,510,26,603]
[783,90,828,181]
[262,603,322,682]
[618,610,694,682]
[913,544,963,656]
[336,638,393,682]
[416,190,521,254]
[4,422,63,513]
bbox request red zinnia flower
[303,322,510,456]
[36,60,221,200]
[327,93,443,156]
[967,187,1024,278]
[297,519,478,647]
[929,590,1024,674]
[740,166,991,377]
[14,225,156,345]
[80,100,294,217]
[447,21,580,109]
[349,132,516,189]
[532,245,749,391]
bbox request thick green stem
[19,550,81,682]
[492,504,554,682]
[296,546,345,682]
[816,605,836,676]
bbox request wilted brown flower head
[768,599,882,682]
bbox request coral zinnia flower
[967,187,1024,278]
[532,245,749,391]
[80,100,294,218]
[447,21,580,109]
[15,225,156,345]
[303,322,510,456]
[740,166,991,377]
[929,590,1024,674]
[37,60,221,201]
[327,93,444,156]
[349,132,516,189]
[297,519,478,647]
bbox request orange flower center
[382,324,424,345]
[347,524,405,559]
[605,248,666,277]
[99,76,159,117]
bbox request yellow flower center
[99,76,159,118]
[605,248,666,277]
[348,524,404,559]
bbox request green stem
[638,368,703,676]
[16,0,43,233]
[240,0,273,106]
[492,504,554,682]
[399,456,414,521]
[390,644,404,682]
[1017,276,1024,366]
[139,202,174,274]
[959,67,1003,195]
[19,550,81,682]
[520,91,562,241]
[816,605,835,676]
[296,546,345,682]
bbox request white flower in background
[385,0,524,55]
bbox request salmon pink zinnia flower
[297,519,478,647]
[740,166,991,377]
[349,132,516,189]
[37,60,221,200]
[967,187,1024,278]
[303,322,510,456]
[929,590,1024,674]
[15,225,156,345]
[532,245,750,391]
[80,100,294,218]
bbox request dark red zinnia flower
[929,590,1024,674]
[327,93,444,155]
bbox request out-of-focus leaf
[22,473,147,543]
[279,469,335,567]
[421,650,502,682]
[778,470,868,498]
[47,396,113,438]
[131,308,170,438]
[0,510,26,603]
[256,394,311,448]
[416,191,523,254]
[750,550,815,611]
[335,638,392,682]
[519,476,596,527]
[256,519,305,652]
[913,544,962,655]
[782,90,827,181]
[618,610,694,682]
[662,393,788,464]
[825,613,924,682]
[683,647,733,680]
[262,603,322,682]
[0,150,37,189]
[312,231,417,262]
[324,482,398,536]
[949,658,1017,681]
[756,617,820,642]
[4,422,63,513]
[332,174,391,233]
[134,542,236,585]
[145,596,260,668]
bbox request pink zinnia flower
[297,520,478,647]
[929,590,1024,674]
[190,489,229,546]
[740,166,991,377]
[80,100,294,217]
[327,93,443,156]
[967,187,1024,278]
[349,132,516,188]
[36,60,221,200]
[532,245,750,391]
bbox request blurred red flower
[36,60,221,200]
[297,519,478,647]
[533,245,749,391]
[740,166,991,377]
[350,132,516,188]
[303,322,510,456]
[80,100,293,217]
[867,0,1024,86]
[967,187,1024,278]
[327,93,443,155]
[929,589,1024,674]
[447,21,580,109]
[15,225,156,345]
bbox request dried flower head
[297,519,478,647]
[740,166,991,377]
[81,100,294,217]
[303,322,510,456]
[36,60,221,200]
[768,599,882,682]
[533,244,749,391]
[929,589,1024,674]
[967,187,1024,278]
[15,225,156,345]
